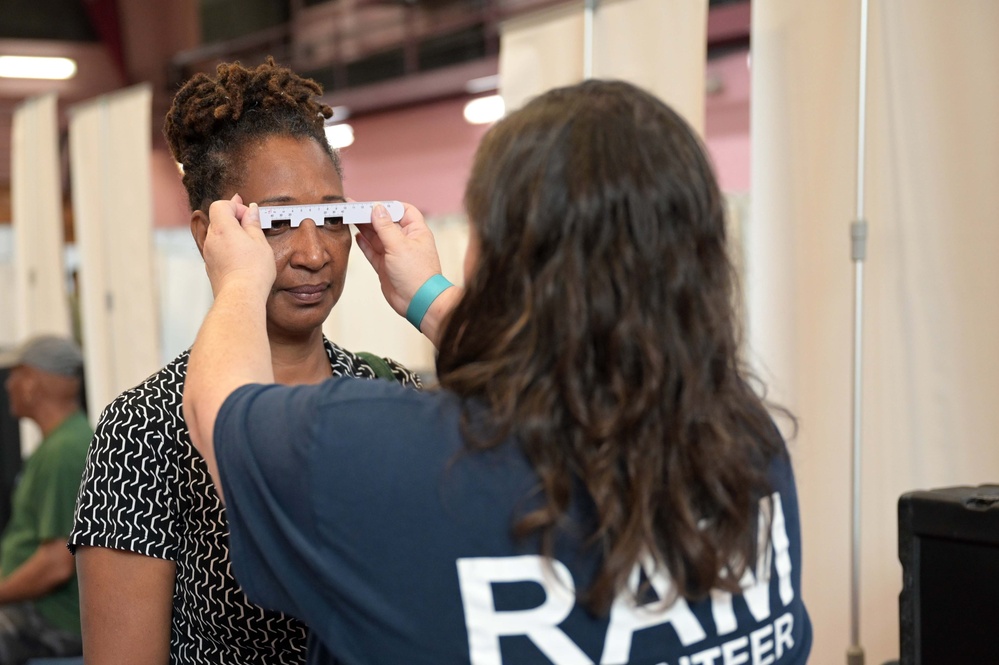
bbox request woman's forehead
[235,136,343,200]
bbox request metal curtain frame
[848,0,872,664]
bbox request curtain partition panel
[499,2,586,113]
[499,0,707,136]
[69,84,161,423]
[11,93,71,341]
[748,2,999,663]
[10,93,72,454]
[592,0,706,135]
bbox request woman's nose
[288,219,329,270]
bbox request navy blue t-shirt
[215,378,812,665]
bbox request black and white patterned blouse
[70,339,421,664]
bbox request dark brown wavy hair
[437,79,787,613]
[163,57,341,212]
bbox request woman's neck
[269,330,331,385]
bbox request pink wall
[152,148,193,229]
[705,49,751,193]
[338,96,492,217]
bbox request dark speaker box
[898,485,999,664]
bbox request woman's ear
[191,210,209,257]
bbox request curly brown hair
[437,79,789,613]
[163,57,342,212]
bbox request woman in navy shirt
[185,79,812,665]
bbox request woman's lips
[284,284,328,304]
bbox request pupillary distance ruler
[257,201,404,230]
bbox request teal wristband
[405,274,453,330]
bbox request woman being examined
[69,58,420,664]
[186,79,812,664]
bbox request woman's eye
[263,219,291,236]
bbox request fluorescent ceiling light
[0,55,77,80]
[463,95,505,125]
[325,123,354,149]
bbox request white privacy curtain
[591,0,706,135]
[10,93,72,453]
[499,0,707,136]
[69,84,161,423]
[748,2,999,663]
[11,93,71,341]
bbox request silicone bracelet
[405,274,453,330]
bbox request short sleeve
[70,388,180,559]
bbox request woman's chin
[267,306,336,338]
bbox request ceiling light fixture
[463,95,505,125]
[0,55,77,80]
[325,123,354,149]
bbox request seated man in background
[0,335,91,663]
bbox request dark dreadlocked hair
[163,57,342,212]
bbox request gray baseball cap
[0,334,84,377]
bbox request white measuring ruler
[257,201,404,229]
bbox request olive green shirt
[0,411,92,634]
